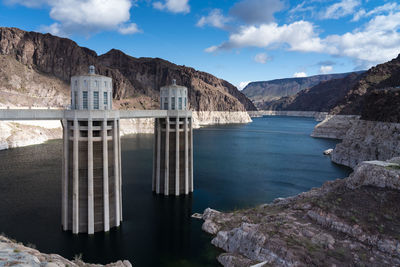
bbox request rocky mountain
[0,27,256,111]
[332,54,400,121]
[242,72,359,108]
[260,72,363,111]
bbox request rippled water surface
[0,116,351,266]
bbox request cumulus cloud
[8,0,139,36]
[238,81,251,90]
[293,72,307,78]
[254,53,269,64]
[321,0,360,19]
[196,9,230,29]
[206,11,400,69]
[118,23,141,35]
[205,21,324,53]
[320,65,333,74]
[323,12,400,67]
[153,0,190,14]
[230,0,284,24]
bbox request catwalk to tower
[152,80,194,196]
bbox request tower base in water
[152,112,193,196]
[61,110,122,234]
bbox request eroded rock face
[331,120,400,168]
[201,159,400,266]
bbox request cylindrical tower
[153,80,194,196]
[61,66,122,234]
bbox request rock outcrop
[0,235,131,267]
[331,120,400,168]
[311,115,360,139]
[201,158,400,266]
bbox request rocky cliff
[0,27,256,112]
[242,72,359,108]
[331,120,400,168]
[332,54,400,121]
[201,158,400,266]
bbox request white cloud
[39,23,67,37]
[322,0,360,19]
[293,72,307,78]
[238,81,251,90]
[206,11,400,69]
[320,65,333,74]
[352,2,399,21]
[204,45,219,53]
[8,0,139,36]
[230,0,284,24]
[196,9,230,29]
[118,23,141,35]
[153,0,190,14]
[254,53,269,64]
[205,21,324,53]
[323,12,400,66]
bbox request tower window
[93,91,99,110]
[184,98,187,108]
[164,97,168,110]
[104,92,108,109]
[74,91,78,109]
[171,97,175,110]
[178,97,182,110]
[82,91,88,109]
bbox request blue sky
[1,0,399,89]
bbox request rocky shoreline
[0,111,251,150]
[201,158,400,266]
[0,235,131,267]
[248,110,328,121]
[312,115,400,168]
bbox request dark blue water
[0,116,351,266]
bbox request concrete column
[87,119,94,234]
[190,117,194,192]
[152,119,157,192]
[184,117,189,195]
[72,118,79,234]
[118,119,123,222]
[102,118,110,232]
[164,117,170,196]
[113,118,120,226]
[175,116,180,196]
[156,119,161,194]
[62,119,68,230]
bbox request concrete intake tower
[61,66,122,234]
[152,80,194,196]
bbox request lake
[0,116,351,266]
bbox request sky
[0,0,399,89]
